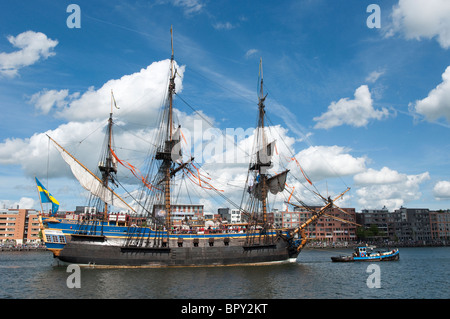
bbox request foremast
[47,135,135,214]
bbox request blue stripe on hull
[44,242,65,250]
[42,217,284,240]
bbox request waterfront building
[0,208,41,244]
[230,209,242,224]
[153,204,204,227]
[217,207,230,222]
[217,208,243,224]
[357,207,450,244]
[393,207,432,242]
[300,206,357,243]
[356,207,397,240]
[268,209,282,228]
[268,207,357,243]
[429,210,450,242]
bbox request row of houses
[2,205,450,245]
[218,206,450,244]
[267,206,450,244]
[356,207,450,243]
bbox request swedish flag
[35,177,59,215]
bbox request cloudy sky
[1,0,450,213]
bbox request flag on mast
[111,90,119,109]
[35,177,59,216]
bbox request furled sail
[171,125,182,162]
[251,169,289,201]
[48,136,135,212]
[256,140,275,167]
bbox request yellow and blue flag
[35,177,59,215]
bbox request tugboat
[331,246,399,262]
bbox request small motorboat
[331,246,399,262]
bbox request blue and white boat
[331,246,399,262]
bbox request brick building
[430,210,450,241]
[0,208,41,244]
[268,206,357,243]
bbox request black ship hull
[57,235,299,267]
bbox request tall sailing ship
[39,27,351,267]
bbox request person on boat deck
[248,175,254,193]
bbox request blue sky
[1,0,450,213]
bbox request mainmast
[98,104,117,221]
[243,58,291,247]
[166,25,176,231]
[155,26,177,232]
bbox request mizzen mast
[243,58,283,246]
[255,58,270,225]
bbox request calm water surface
[0,247,449,299]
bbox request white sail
[49,136,134,212]
[256,140,275,166]
[252,169,289,201]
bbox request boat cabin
[108,212,129,226]
[355,246,369,257]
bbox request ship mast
[256,58,269,225]
[47,134,134,213]
[166,25,175,231]
[155,26,177,232]
[98,101,117,221]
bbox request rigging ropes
[110,146,160,192]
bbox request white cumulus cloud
[28,59,184,123]
[354,167,406,185]
[295,145,367,182]
[0,197,36,209]
[411,66,450,123]
[0,31,58,77]
[0,60,184,181]
[313,85,389,129]
[354,167,430,210]
[388,0,450,49]
[28,89,80,115]
[433,180,450,200]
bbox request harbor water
[1,247,449,299]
